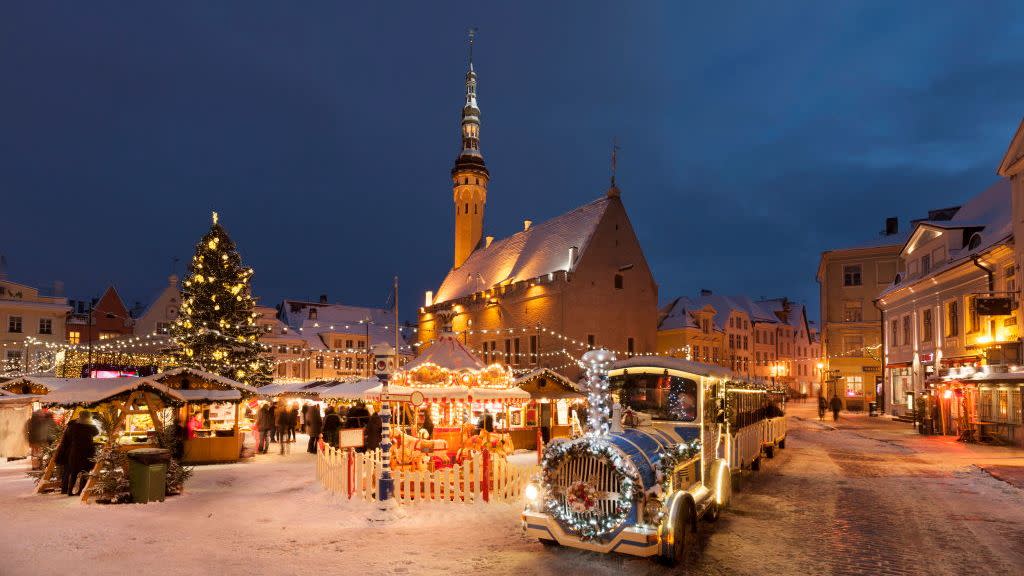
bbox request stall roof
[153,367,258,394]
[0,376,183,406]
[513,369,585,400]
[318,378,384,400]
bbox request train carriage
[522,354,786,565]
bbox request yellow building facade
[818,237,904,409]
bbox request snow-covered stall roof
[258,381,324,397]
[0,376,185,406]
[405,333,486,372]
[152,367,258,394]
[433,197,611,303]
[513,368,584,400]
[318,378,384,400]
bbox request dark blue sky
[2,2,1022,322]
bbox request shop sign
[338,428,365,449]
[977,297,1013,316]
[919,353,934,363]
[862,366,880,373]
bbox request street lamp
[816,362,825,398]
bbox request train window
[613,374,697,422]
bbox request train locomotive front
[522,355,732,565]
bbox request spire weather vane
[468,27,477,65]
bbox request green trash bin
[127,448,170,503]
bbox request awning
[941,355,981,365]
[885,361,912,369]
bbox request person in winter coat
[55,411,99,496]
[186,411,203,439]
[289,404,300,442]
[300,404,310,434]
[817,395,827,421]
[321,406,342,448]
[305,404,323,454]
[829,395,842,422]
[276,401,291,455]
[27,408,59,470]
[256,404,273,454]
[363,412,383,453]
[269,403,278,443]
[346,402,370,430]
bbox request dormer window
[921,254,931,275]
[968,233,982,251]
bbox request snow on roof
[828,231,910,252]
[881,180,1012,298]
[433,197,612,303]
[611,355,734,379]
[0,376,183,406]
[279,301,395,331]
[318,378,384,400]
[151,367,258,393]
[659,294,780,332]
[405,333,486,371]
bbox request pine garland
[26,418,70,486]
[88,408,132,503]
[170,213,274,387]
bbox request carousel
[362,333,531,471]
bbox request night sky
[2,2,1022,323]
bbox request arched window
[465,203,469,214]
[968,233,982,251]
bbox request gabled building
[132,275,181,337]
[417,45,658,376]
[66,285,134,344]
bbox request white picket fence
[316,444,536,504]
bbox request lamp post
[816,362,825,398]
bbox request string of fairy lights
[1,317,880,380]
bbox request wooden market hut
[512,368,586,449]
[0,389,34,460]
[147,367,259,464]
[0,374,189,501]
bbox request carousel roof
[361,383,530,403]
[406,333,485,372]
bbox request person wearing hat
[55,410,99,496]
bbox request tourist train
[522,353,787,565]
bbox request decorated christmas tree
[170,212,273,387]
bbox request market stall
[0,391,34,461]
[148,368,258,464]
[512,368,586,449]
[0,374,190,501]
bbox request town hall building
[417,42,658,377]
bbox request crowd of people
[253,400,383,456]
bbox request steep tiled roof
[433,197,612,303]
[659,294,781,332]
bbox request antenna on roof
[607,137,621,198]
[467,27,477,68]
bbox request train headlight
[525,483,540,502]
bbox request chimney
[485,236,494,248]
[885,217,898,236]
[568,246,579,270]
[319,294,328,304]
[52,281,64,297]
[523,220,532,231]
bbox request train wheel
[779,436,786,449]
[705,471,731,522]
[765,445,775,459]
[751,456,761,471]
[658,500,692,566]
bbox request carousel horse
[455,424,515,463]
[391,431,450,470]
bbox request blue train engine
[522,352,785,565]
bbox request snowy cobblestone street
[3,406,1024,576]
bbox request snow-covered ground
[2,411,1024,575]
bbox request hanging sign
[976,297,1013,316]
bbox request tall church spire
[452,28,489,269]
